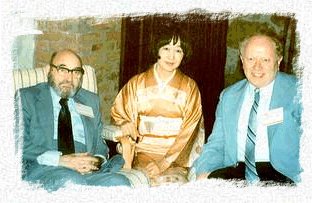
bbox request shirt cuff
[37,151,62,166]
[94,154,107,165]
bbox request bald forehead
[52,50,82,66]
[244,36,275,53]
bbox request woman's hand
[146,162,161,177]
[121,122,141,142]
[119,136,136,169]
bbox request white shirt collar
[247,80,275,98]
[50,86,74,108]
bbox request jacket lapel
[36,84,55,147]
[224,80,248,161]
[267,73,288,139]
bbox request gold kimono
[111,66,204,185]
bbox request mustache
[59,80,74,86]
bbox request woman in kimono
[111,28,204,186]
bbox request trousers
[208,162,293,183]
[23,154,131,191]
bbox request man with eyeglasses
[15,49,131,191]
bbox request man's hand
[121,122,141,142]
[59,152,102,174]
[196,173,210,180]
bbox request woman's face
[157,38,184,72]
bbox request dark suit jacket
[15,82,108,166]
[192,72,302,183]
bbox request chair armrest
[102,125,123,142]
[102,125,151,187]
[116,168,150,187]
[102,124,136,168]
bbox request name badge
[75,102,94,118]
[262,107,283,126]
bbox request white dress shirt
[36,87,85,166]
[237,80,275,162]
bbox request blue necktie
[245,88,260,183]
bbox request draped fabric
[111,67,204,171]
[119,14,229,143]
[111,66,204,184]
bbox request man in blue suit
[15,49,131,191]
[191,34,302,184]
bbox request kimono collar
[153,63,176,88]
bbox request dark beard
[47,72,82,98]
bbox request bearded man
[15,49,130,191]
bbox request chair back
[13,65,98,93]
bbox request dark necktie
[245,88,260,183]
[58,98,75,154]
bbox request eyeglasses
[50,64,84,77]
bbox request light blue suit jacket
[15,82,108,167]
[192,72,302,183]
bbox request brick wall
[34,17,121,123]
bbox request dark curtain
[119,13,228,142]
[280,16,297,74]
